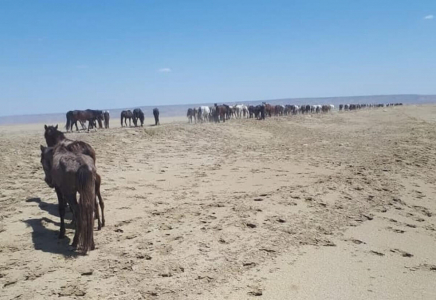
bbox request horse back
[59,140,97,163]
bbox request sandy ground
[0,106,435,299]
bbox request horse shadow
[24,197,77,257]
[26,197,73,220]
[23,217,78,257]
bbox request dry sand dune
[0,105,435,299]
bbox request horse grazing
[132,108,144,127]
[40,144,96,254]
[44,125,105,230]
[275,105,285,116]
[264,103,274,117]
[121,110,133,127]
[65,110,104,132]
[103,111,110,128]
[153,108,160,126]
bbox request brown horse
[44,125,105,230]
[121,110,133,127]
[214,104,227,123]
[40,144,96,254]
[66,110,104,132]
[264,103,274,117]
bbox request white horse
[198,106,210,122]
[242,105,249,118]
[235,104,246,118]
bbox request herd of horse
[65,108,160,132]
[40,101,404,254]
[120,108,160,127]
[186,102,402,123]
[66,109,110,132]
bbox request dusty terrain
[0,106,435,299]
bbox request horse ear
[55,124,58,130]
[40,145,45,152]
[44,125,47,130]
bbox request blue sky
[0,0,435,116]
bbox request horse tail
[120,115,123,126]
[77,165,95,254]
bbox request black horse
[153,108,160,126]
[66,109,104,132]
[121,110,133,127]
[132,108,144,127]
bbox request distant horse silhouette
[214,104,227,123]
[44,125,105,230]
[132,108,144,127]
[65,110,104,132]
[187,108,196,123]
[121,110,133,127]
[40,144,96,254]
[153,108,160,126]
[103,111,110,128]
[264,103,274,117]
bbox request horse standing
[65,110,104,132]
[44,125,105,230]
[132,108,144,127]
[103,111,110,128]
[187,108,196,123]
[153,108,160,125]
[121,110,133,127]
[40,144,96,254]
[213,104,225,123]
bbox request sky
[0,0,435,116]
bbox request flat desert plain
[1,105,436,300]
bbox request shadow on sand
[24,197,77,257]
[26,197,73,220]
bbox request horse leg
[96,174,105,228]
[65,193,79,248]
[55,187,66,239]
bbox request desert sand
[0,106,435,299]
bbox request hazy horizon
[1,1,436,117]
[1,93,435,125]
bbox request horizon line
[1,93,435,119]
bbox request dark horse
[187,108,196,123]
[66,110,104,132]
[153,108,160,126]
[103,111,110,129]
[214,104,227,123]
[40,144,96,254]
[132,108,144,127]
[44,125,105,230]
[121,110,133,127]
